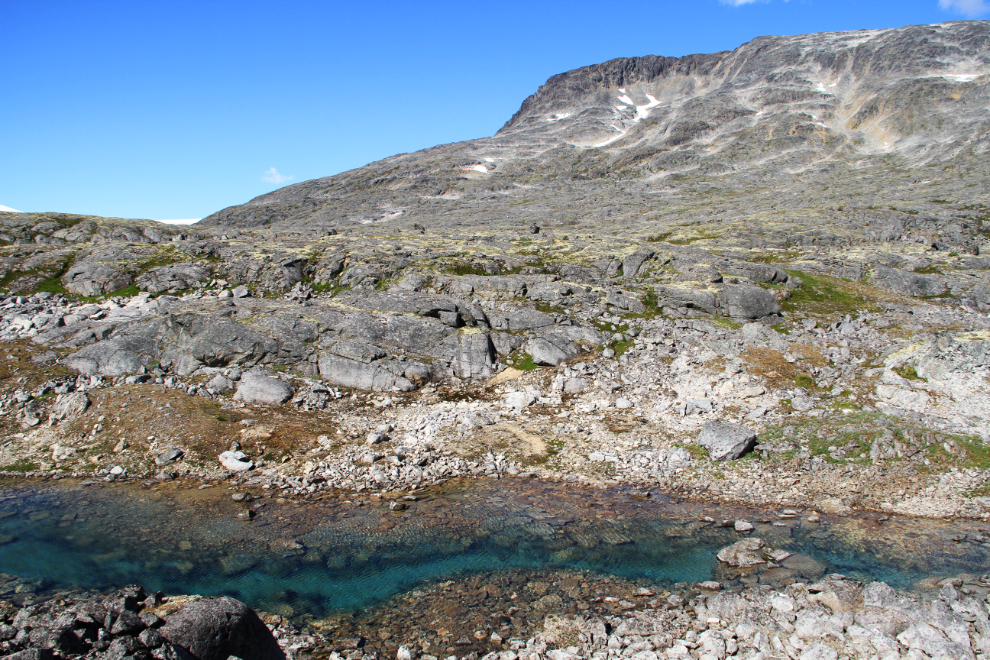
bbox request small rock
[156,448,184,465]
[734,520,754,532]
[614,397,633,409]
[219,451,254,472]
[504,391,537,412]
[366,431,388,445]
[563,377,588,394]
[207,374,234,394]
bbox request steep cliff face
[201,21,990,231]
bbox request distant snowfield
[156,218,200,225]
[944,73,980,82]
[0,205,21,213]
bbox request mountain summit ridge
[201,20,990,232]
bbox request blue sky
[1,1,987,222]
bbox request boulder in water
[716,538,766,567]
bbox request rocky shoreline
[3,567,988,660]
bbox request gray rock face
[715,284,781,319]
[61,263,132,297]
[159,596,285,660]
[507,307,555,332]
[654,285,717,314]
[232,370,294,405]
[318,352,416,392]
[527,330,581,366]
[64,337,154,377]
[696,420,757,461]
[439,332,496,379]
[135,264,210,293]
[622,248,655,278]
[161,313,281,376]
[48,392,89,423]
[873,265,948,297]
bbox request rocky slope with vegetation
[1,18,990,660]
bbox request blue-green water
[0,478,987,619]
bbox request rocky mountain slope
[0,21,988,525]
[202,21,990,242]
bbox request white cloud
[261,167,293,184]
[0,205,21,213]
[719,0,770,5]
[939,0,990,17]
[156,218,200,225]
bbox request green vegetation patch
[781,269,880,317]
[893,364,924,381]
[445,262,490,277]
[1,460,39,473]
[506,352,542,371]
[0,254,75,295]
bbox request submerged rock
[716,538,766,567]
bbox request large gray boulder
[233,370,294,405]
[206,374,234,394]
[714,284,781,319]
[526,331,581,367]
[507,307,555,332]
[159,596,284,660]
[135,264,210,293]
[654,285,717,314]
[872,265,948,298]
[61,263,132,296]
[716,538,766,567]
[696,420,757,461]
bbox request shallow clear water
[0,477,987,618]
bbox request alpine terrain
[1,20,990,660]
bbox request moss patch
[781,269,882,317]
